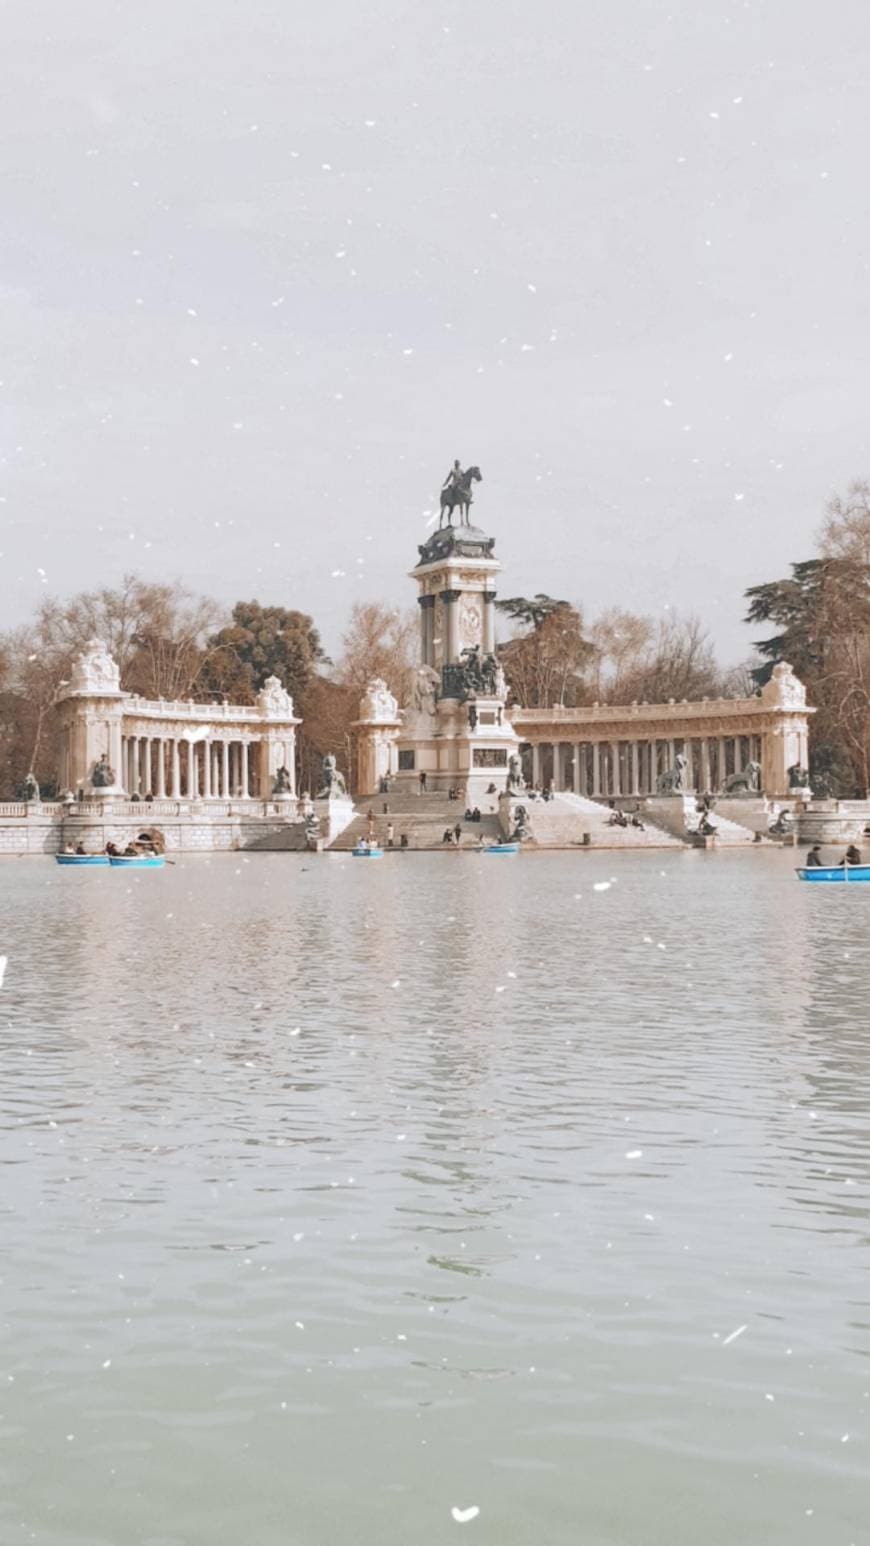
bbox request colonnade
[120,735,260,800]
[525,733,764,798]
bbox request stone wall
[0,801,306,855]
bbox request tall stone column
[592,742,601,798]
[482,590,496,654]
[202,739,211,798]
[667,738,676,773]
[631,741,640,796]
[418,594,435,667]
[699,738,710,793]
[573,743,581,795]
[241,742,250,799]
[155,739,165,798]
[143,738,152,797]
[221,740,230,799]
[441,589,461,664]
[612,743,621,797]
[733,736,743,774]
[551,743,560,792]
[531,743,541,787]
[171,740,181,798]
[129,738,139,796]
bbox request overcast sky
[2,0,869,661]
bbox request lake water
[1,849,869,1546]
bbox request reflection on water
[1,849,869,1546]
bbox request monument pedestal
[313,795,356,845]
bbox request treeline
[2,481,868,798]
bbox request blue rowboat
[796,864,870,883]
[109,854,166,869]
[55,853,110,866]
[482,842,519,855]
[352,844,383,858]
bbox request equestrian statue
[439,461,482,528]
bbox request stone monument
[394,461,520,806]
[313,753,355,844]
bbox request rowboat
[796,864,870,883]
[108,854,166,869]
[482,842,519,855]
[352,844,383,858]
[55,853,110,866]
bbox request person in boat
[840,843,862,866]
[123,843,139,856]
[75,841,86,855]
[105,840,120,856]
[804,844,824,866]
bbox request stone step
[515,793,684,848]
[329,809,503,851]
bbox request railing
[511,696,801,729]
[0,802,65,817]
[0,799,300,820]
[121,696,297,724]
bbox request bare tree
[819,479,870,566]
[336,602,418,705]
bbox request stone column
[612,743,621,797]
[241,742,250,799]
[551,743,560,792]
[418,594,434,667]
[129,738,139,796]
[531,743,541,787]
[699,738,710,793]
[482,590,496,654]
[170,740,180,798]
[592,742,601,798]
[155,739,165,798]
[221,740,230,799]
[631,741,640,796]
[667,738,676,773]
[183,742,194,800]
[733,735,743,774]
[441,589,460,664]
[573,743,581,795]
[648,741,656,794]
[202,739,211,799]
[143,738,152,797]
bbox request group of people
[606,802,646,831]
[805,843,863,867]
[62,839,145,857]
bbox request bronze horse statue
[439,466,482,528]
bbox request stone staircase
[643,795,762,847]
[328,791,502,851]
[517,792,685,849]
